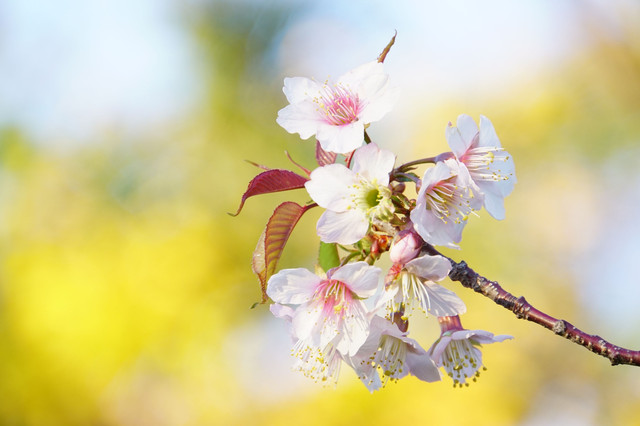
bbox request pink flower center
[314,279,354,317]
[316,85,362,126]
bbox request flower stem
[395,157,437,170]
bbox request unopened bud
[389,229,423,264]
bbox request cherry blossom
[266,261,381,357]
[305,142,396,244]
[428,315,512,387]
[445,114,516,220]
[410,158,482,248]
[346,315,441,392]
[385,243,466,317]
[276,61,398,154]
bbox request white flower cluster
[263,60,515,390]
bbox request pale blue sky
[0,0,619,145]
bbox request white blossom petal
[480,189,506,220]
[335,300,371,356]
[456,114,480,147]
[305,164,357,211]
[337,61,383,88]
[404,254,451,282]
[445,122,468,159]
[276,102,325,140]
[478,115,501,148]
[267,268,323,305]
[282,76,322,104]
[316,121,365,154]
[316,209,369,244]
[424,283,467,316]
[351,142,395,185]
[292,301,325,343]
[427,335,452,364]
[405,345,441,383]
[330,261,381,299]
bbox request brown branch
[424,246,640,366]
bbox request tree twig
[424,245,640,367]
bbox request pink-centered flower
[346,315,441,392]
[276,61,398,154]
[428,315,513,387]
[305,143,396,244]
[446,114,516,220]
[385,251,466,317]
[267,261,381,356]
[410,158,482,248]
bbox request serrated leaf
[230,169,309,216]
[315,140,337,166]
[252,201,315,302]
[318,242,340,272]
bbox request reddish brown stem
[377,31,397,63]
[424,246,640,366]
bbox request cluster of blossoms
[235,46,516,391]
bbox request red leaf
[252,201,315,302]
[315,140,337,166]
[230,169,309,216]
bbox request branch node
[449,260,468,282]
[552,320,566,335]
[510,296,528,319]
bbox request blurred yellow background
[1,1,639,425]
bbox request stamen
[350,179,395,221]
[461,146,511,182]
[387,271,431,315]
[313,84,363,126]
[424,178,474,224]
[292,340,342,384]
[314,279,353,318]
[441,338,483,386]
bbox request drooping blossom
[410,158,482,248]
[385,234,466,317]
[270,303,344,384]
[346,315,441,392]
[267,261,381,357]
[445,114,516,220]
[276,61,398,154]
[428,315,513,387]
[305,143,396,244]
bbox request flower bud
[389,229,423,265]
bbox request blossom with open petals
[346,315,441,392]
[446,114,516,220]
[305,143,396,244]
[385,245,466,317]
[276,61,398,154]
[428,315,512,387]
[267,261,381,357]
[410,158,482,248]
